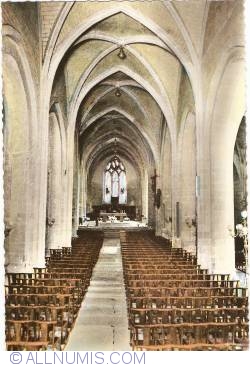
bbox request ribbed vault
[49,8,193,228]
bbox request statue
[46,218,55,227]
[155,188,161,209]
[151,169,159,194]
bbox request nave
[1,1,248,352]
[65,230,130,351]
[5,229,249,351]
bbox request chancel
[90,154,137,223]
[1,0,248,352]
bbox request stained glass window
[103,156,127,204]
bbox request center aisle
[65,231,131,351]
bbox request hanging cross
[151,169,159,195]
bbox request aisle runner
[65,232,131,350]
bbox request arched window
[103,156,127,204]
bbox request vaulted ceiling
[51,9,192,174]
[48,1,243,177]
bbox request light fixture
[115,88,121,97]
[241,210,248,219]
[117,46,126,60]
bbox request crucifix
[151,169,159,195]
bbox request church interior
[1,1,248,351]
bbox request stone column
[78,166,84,220]
[3,50,43,272]
[147,169,156,228]
[141,169,148,224]
[72,134,80,238]
[210,142,235,274]
[160,128,172,240]
[179,113,196,255]
[45,113,63,253]
[197,55,245,275]
[155,170,163,236]
[196,121,213,272]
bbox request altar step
[103,229,121,239]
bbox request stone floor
[65,232,131,351]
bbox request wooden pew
[120,230,248,351]
[5,231,103,351]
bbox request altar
[100,212,127,222]
[92,204,136,220]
